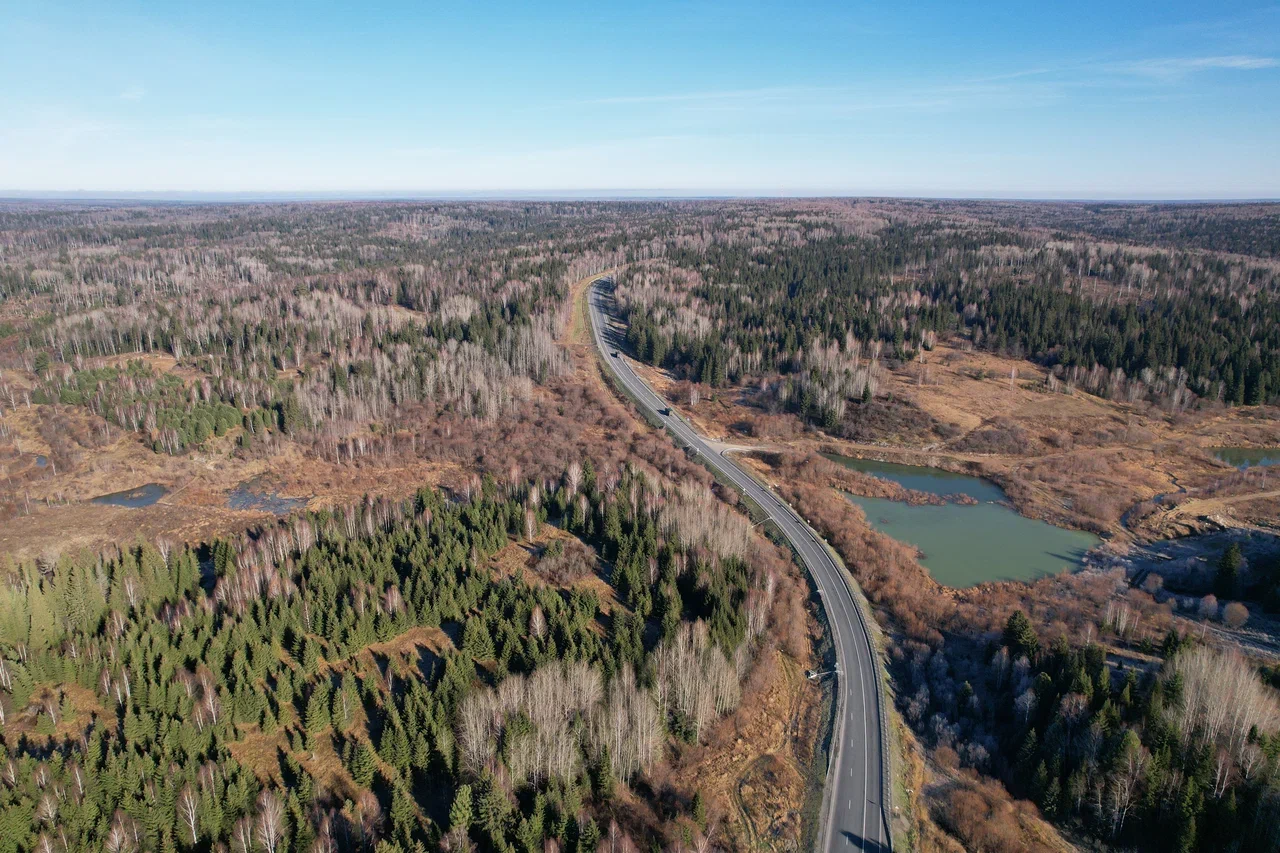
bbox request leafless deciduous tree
[1106,734,1149,837]
[455,659,665,786]
[257,789,285,853]
[660,481,750,560]
[35,792,56,826]
[231,815,255,853]
[654,621,741,742]
[177,783,200,845]
[1170,646,1280,767]
[590,665,662,779]
[103,811,139,853]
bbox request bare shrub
[940,774,1059,853]
[538,537,595,584]
[952,418,1034,455]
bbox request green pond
[1213,447,1280,469]
[825,454,1101,587]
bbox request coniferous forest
[0,468,782,853]
[619,220,1280,433]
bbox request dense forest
[0,460,792,852]
[958,201,1280,259]
[5,199,1278,479]
[981,613,1280,852]
[615,210,1280,435]
[5,204,591,456]
[2,199,1279,853]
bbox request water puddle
[91,483,168,508]
[228,478,308,515]
[825,454,1004,502]
[1213,447,1280,469]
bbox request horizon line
[2,189,1279,205]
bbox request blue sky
[2,1,1279,197]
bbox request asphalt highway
[588,278,891,853]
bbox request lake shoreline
[826,454,1102,588]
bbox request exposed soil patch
[660,648,822,852]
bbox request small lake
[1213,447,1280,469]
[91,483,168,508]
[826,455,1100,587]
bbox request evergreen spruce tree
[1003,610,1039,660]
[1215,543,1242,599]
[691,790,708,829]
[305,681,331,737]
[390,785,416,846]
[449,784,474,831]
[350,741,377,788]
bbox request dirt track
[1164,488,1280,521]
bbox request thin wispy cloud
[0,111,116,148]
[187,115,252,131]
[575,52,1276,121]
[1110,55,1277,80]
[579,86,823,107]
[575,79,1067,116]
[964,68,1054,84]
[119,85,147,101]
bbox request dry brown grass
[229,722,364,802]
[355,626,455,679]
[3,683,112,743]
[487,525,622,617]
[926,769,1072,853]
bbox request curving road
[588,278,891,853]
